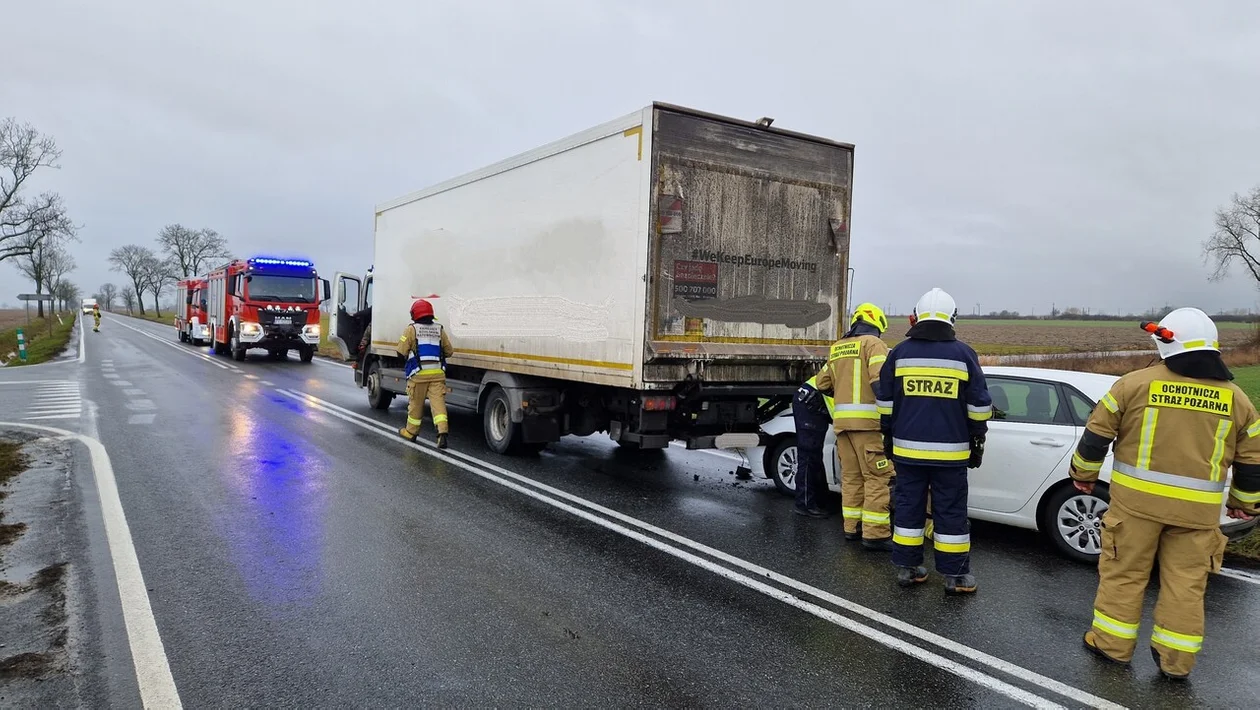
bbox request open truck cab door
[328,272,364,361]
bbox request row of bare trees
[2,117,77,317]
[108,225,230,316]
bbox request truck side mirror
[321,279,331,302]
[186,294,193,305]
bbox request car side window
[1068,389,1095,425]
[987,378,1070,425]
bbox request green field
[1228,363,1260,561]
[961,319,1256,329]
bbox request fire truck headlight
[240,322,262,336]
[302,324,320,338]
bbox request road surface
[1,313,1258,708]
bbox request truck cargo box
[366,103,852,392]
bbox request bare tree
[157,224,230,277]
[120,286,137,315]
[99,282,118,311]
[1205,186,1260,285]
[0,118,75,263]
[141,255,176,316]
[109,244,156,315]
[52,280,79,313]
[15,232,72,317]
[46,247,75,314]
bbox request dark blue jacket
[876,322,992,467]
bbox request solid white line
[78,314,85,363]
[108,317,236,371]
[1,423,181,708]
[314,357,353,370]
[0,380,73,385]
[22,414,82,420]
[28,407,83,414]
[278,389,1118,710]
[1219,567,1260,586]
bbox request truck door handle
[1030,438,1066,447]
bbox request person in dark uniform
[793,376,833,518]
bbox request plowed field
[882,319,1257,355]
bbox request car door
[968,376,1078,513]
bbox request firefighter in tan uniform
[1072,308,1260,679]
[397,299,454,449]
[92,304,101,332]
[815,303,896,550]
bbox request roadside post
[16,328,26,362]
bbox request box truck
[329,103,853,454]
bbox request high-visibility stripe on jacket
[1069,362,1260,527]
[814,334,889,434]
[398,321,453,380]
[875,337,991,467]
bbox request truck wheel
[230,327,247,362]
[483,386,525,455]
[299,346,314,363]
[366,362,394,410]
[178,327,187,343]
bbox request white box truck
[329,103,853,454]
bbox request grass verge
[0,315,76,366]
[116,310,171,325]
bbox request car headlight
[240,322,262,336]
[302,324,320,338]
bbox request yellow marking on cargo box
[904,376,958,399]
[623,126,643,161]
[1147,380,1232,416]
[830,341,861,360]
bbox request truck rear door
[646,107,852,363]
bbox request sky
[3,0,1260,316]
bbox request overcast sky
[4,0,1260,315]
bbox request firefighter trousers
[404,376,449,435]
[892,463,970,575]
[793,407,831,512]
[1086,507,1227,677]
[835,430,894,539]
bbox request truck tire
[366,362,394,410]
[299,346,314,363]
[178,326,187,343]
[483,386,525,455]
[230,327,247,362]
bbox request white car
[744,366,1257,563]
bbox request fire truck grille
[257,310,310,329]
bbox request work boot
[794,506,830,519]
[398,428,416,442]
[944,574,977,595]
[1082,632,1129,666]
[896,566,928,587]
[844,531,861,542]
[1150,647,1189,681]
[436,433,448,449]
[861,537,894,551]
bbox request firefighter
[92,304,101,332]
[792,375,833,518]
[396,299,454,449]
[1073,308,1260,680]
[815,303,895,548]
[877,288,991,593]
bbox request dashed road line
[123,389,145,397]
[110,381,135,387]
[128,414,156,425]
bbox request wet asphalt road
[6,313,1260,707]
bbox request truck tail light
[642,396,677,412]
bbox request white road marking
[128,414,156,425]
[28,406,83,414]
[0,380,73,385]
[279,389,1120,710]
[244,374,258,380]
[34,395,81,402]
[23,413,82,420]
[314,358,353,370]
[126,400,156,411]
[110,381,135,387]
[102,373,119,379]
[261,380,275,386]
[123,389,145,396]
[78,315,85,363]
[1220,567,1260,586]
[1,422,182,708]
[669,440,745,462]
[109,317,238,371]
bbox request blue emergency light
[250,257,313,268]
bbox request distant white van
[81,298,98,314]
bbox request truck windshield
[247,275,316,303]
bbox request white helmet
[1147,307,1220,360]
[912,288,958,325]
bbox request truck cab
[206,258,331,363]
[175,278,211,345]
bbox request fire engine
[175,278,211,345]
[205,258,330,362]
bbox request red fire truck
[174,278,211,345]
[205,258,330,362]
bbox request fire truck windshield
[246,274,316,303]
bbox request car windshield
[247,274,315,303]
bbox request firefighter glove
[883,434,895,461]
[968,435,985,469]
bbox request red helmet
[409,299,434,320]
